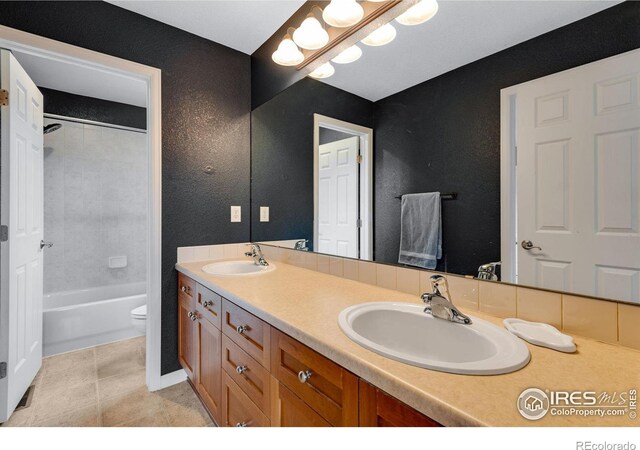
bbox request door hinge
[357,219,362,228]
[0,362,6,379]
[0,225,7,242]
[0,89,8,106]
[356,154,362,164]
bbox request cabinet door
[196,316,222,424]
[221,372,270,427]
[178,292,196,380]
[359,380,441,427]
[196,283,222,329]
[270,329,358,426]
[270,378,331,427]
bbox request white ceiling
[322,0,623,101]
[108,0,305,54]
[13,50,148,107]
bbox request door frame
[0,25,181,392]
[313,114,373,260]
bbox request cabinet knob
[236,325,248,335]
[235,422,247,427]
[202,300,212,308]
[236,365,247,375]
[298,370,312,384]
[181,286,186,292]
[188,311,197,321]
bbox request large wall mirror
[250,1,640,305]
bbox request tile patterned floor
[0,337,213,427]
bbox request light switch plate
[231,206,241,223]
[260,206,269,222]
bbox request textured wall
[251,79,373,246]
[373,1,640,274]
[40,87,146,130]
[43,118,147,294]
[0,1,251,375]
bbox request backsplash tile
[376,264,397,290]
[330,257,344,277]
[358,261,377,285]
[517,287,562,329]
[447,276,479,311]
[562,295,618,344]
[618,304,640,350]
[479,281,516,318]
[396,268,420,296]
[342,259,359,281]
[317,255,331,274]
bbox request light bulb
[322,0,364,28]
[309,62,335,79]
[361,23,397,47]
[396,0,439,26]
[293,16,329,50]
[331,45,362,64]
[271,37,304,66]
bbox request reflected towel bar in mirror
[394,193,457,200]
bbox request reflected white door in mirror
[501,48,640,303]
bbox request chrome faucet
[421,275,472,325]
[477,261,501,281]
[245,244,269,266]
[294,239,309,251]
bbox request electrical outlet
[260,206,269,222]
[230,206,241,223]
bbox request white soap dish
[503,318,576,353]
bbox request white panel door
[516,49,640,301]
[0,49,44,422]
[317,136,359,258]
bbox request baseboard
[148,368,187,391]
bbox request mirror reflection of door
[314,114,373,260]
[506,49,640,302]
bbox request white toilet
[130,304,147,334]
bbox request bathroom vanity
[176,259,640,427]
[177,271,440,427]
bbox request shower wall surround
[43,117,147,293]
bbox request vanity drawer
[270,328,358,427]
[222,299,271,368]
[178,272,195,298]
[196,283,222,329]
[222,334,270,415]
[271,379,331,427]
[222,372,270,428]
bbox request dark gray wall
[373,0,640,274]
[39,87,146,130]
[0,1,251,375]
[251,78,373,246]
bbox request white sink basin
[338,302,530,375]
[202,260,275,276]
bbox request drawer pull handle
[202,300,212,308]
[188,311,197,321]
[298,370,312,384]
[236,325,248,335]
[235,422,247,427]
[236,365,247,375]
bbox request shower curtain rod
[43,113,147,134]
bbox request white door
[516,49,640,301]
[0,49,44,422]
[317,136,359,257]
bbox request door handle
[40,240,53,250]
[521,240,542,251]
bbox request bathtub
[43,282,146,356]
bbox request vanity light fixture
[308,62,335,79]
[293,12,329,50]
[361,23,397,46]
[272,31,304,66]
[396,0,439,26]
[322,0,365,28]
[331,45,363,64]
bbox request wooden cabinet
[178,291,196,381]
[222,299,271,368]
[359,380,441,427]
[221,372,270,427]
[195,313,222,424]
[178,273,443,428]
[270,378,331,427]
[271,328,358,427]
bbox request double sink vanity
[176,249,640,427]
